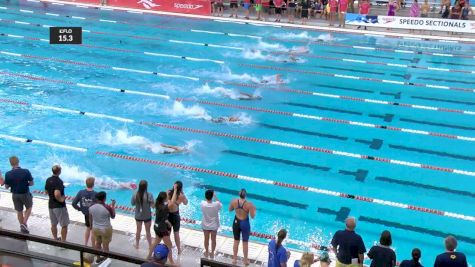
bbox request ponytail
[275,229,287,252]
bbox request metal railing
[0,228,146,267]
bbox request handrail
[0,228,145,265]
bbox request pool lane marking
[1,97,474,176]
[0,71,170,99]
[0,134,87,152]
[1,68,473,142]
[31,190,323,249]
[2,18,470,74]
[238,63,475,93]
[176,98,475,142]
[96,151,475,222]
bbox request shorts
[135,218,152,223]
[275,7,282,14]
[330,5,337,12]
[84,214,92,228]
[230,2,238,8]
[335,260,360,267]
[154,226,170,238]
[93,227,113,244]
[243,2,251,9]
[215,2,224,8]
[263,6,270,13]
[232,216,250,242]
[168,212,180,232]
[49,207,70,227]
[421,13,428,17]
[287,6,296,13]
[12,193,33,212]
[255,4,262,11]
[339,5,348,12]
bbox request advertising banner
[71,0,211,15]
[346,13,475,33]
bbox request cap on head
[52,165,61,176]
[153,244,169,262]
[9,156,19,167]
[239,188,247,199]
[445,236,457,252]
[345,217,356,231]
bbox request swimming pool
[1,0,475,264]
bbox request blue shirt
[72,189,97,215]
[294,260,301,267]
[268,239,288,267]
[434,252,468,267]
[5,168,33,194]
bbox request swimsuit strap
[237,199,247,210]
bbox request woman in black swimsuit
[167,181,188,255]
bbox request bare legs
[203,230,217,258]
[85,227,95,246]
[232,240,249,265]
[17,208,31,227]
[51,225,68,241]
[148,236,175,265]
[135,221,143,249]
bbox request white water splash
[99,129,165,154]
[194,83,241,100]
[165,101,212,120]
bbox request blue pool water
[1,0,475,264]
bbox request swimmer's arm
[161,144,179,150]
[181,193,188,205]
[228,200,235,211]
[249,203,256,219]
[168,189,178,209]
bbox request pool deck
[0,191,326,266]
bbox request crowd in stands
[210,0,472,25]
[0,156,470,267]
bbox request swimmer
[211,116,241,123]
[161,144,188,154]
[282,55,299,63]
[238,92,262,100]
[289,46,310,54]
[95,180,137,190]
[260,74,283,84]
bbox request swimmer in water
[211,116,241,123]
[161,144,188,154]
[95,180,137,190]
[260,74,283,84]
[238,92,262,100]
[289,46,310,54]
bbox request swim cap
[130,183,138,190]
[153,244,169,261]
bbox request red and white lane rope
[238,63,475,93]
[175,98,475,142]
[1,97,474,177]
[270,52,475,75]
[0,71,169,99]
[30,190,325,249]
[1,70,473,142]
[269,37,475,59]
[0,134,472,221]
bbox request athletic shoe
[20,224,29,234]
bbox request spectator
[357,0,370,30]
[421,0,430,17]
[131,180,154,251]
[229,188,256,265]
[387,0,399,16]
[268,229,290,267]
[461,2,470,19]
[348,0,355,12]
[148,191,175,265]
[399,248,423,267]
[72,176,97,246]
[262,0,271,20]
[294,252,331,267]
[243,0,251,19]
[328,0,338,25]
[141,244,169,267]
[215,0,224,16]
[434,236,468,267]
[89,191,116,264]
[275,0,284,22]
[288,0,297,23]
[255,0,263,20]
[4,156,34,234]
[441,0,450,18]
[331,217,366,267]
[229,0,239,18]
[301,0,310,24]
[167,180,188,255]
[450,3,462,18]
[45,165,69,241]
[338,0,349,27]
[410,0,421,17]
[201,189,222,258]
[367,230,396,267]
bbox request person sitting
[399,248,423,267]
[141,244,170,267]
[434,236,468,267]
[161,144,188,154]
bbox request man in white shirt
[201,189,222,258]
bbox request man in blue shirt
[4,156,34,234]
[434,236,468,267]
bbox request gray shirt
[131,192,154,221]
[89,203,115,229]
